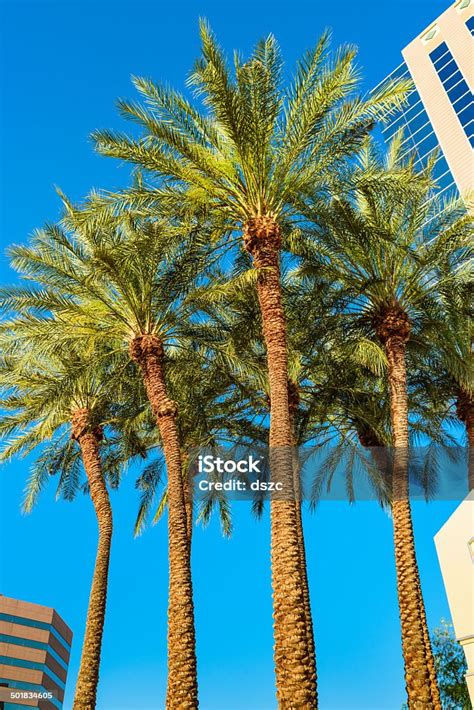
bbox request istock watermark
[196,453,284,493]
[198,453,263,474]
[187,445,471,502]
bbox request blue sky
[0,0,461,708]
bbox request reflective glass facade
[379,62,459,204]
[429,42,474,147]
[375,2,473,212]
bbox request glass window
[0,614,71,651]
[0,657,65,690]
[382,111,406,138]
[436,57,456,79]
[409,130,439,160]
[429,43,474,146]
[442,69,463,92]
[446,78,471,105]
[429,42,449,63]
[458,101,474,126]
[430,154,446,175]
[452,90,471,113]
[0,633,46,651]
[432,50,451,70]
[405,88,422,111]
[466,121,474,136]
[405,111,431,138]
[435,170,455,192]
[0,633,67,671]
[382,86,426,141]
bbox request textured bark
[358,428,440,709]
[456,388,474,492]
[183,455,194,547]
[375,307,441,709]
[72,409,112,710]
[289,383,317,696]
[414,568,441,710]
[185,501,193,545]
[244,216,317,707]
[130,335,198,709]
[293,501,317,697]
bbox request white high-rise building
[434,497,474,705]
[375,0,473,206]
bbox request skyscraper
[0,596,72,710]
[375,0,473,207]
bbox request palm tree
[197,278,324,692]
[91,25,411,703]
[293,135,471,706]
[0,339,148,710]
[287,267,465,705]
[299,348,463,710]
[133,346,261,542]
[432,273,473,491]
[0,209,216,708]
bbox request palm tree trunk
[456,388,474,492]
[376,308,440,709]
[244,216,317,707]
[414,570,441,709]
[183,454,194,546]
[294,475,317,692]
[71,409,112,710]
[289,385,317,694]
[130,335,198,710]
[359,429,440,708]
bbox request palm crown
[0,332,153,709]
[0,341,149,507]
[295,135,472,335]
[1,204,215,353]
[93,23,411,224]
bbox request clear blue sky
[0,0,459,708]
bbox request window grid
[383,105,428,140]
[399,129,438,161]
[452,88,471,108]
[0,633,67,671]
[0,614,71,652]
[376,57,463,203]
[382,100,425,138]
[382,86,429,138]
[0,656,65,691]
[371,61,410,93]
[424,180,457,207]
[432,49,451,68]
[399,117,432,147]
[429,41,474,147]
[434,55,456,74]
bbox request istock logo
[197,454,262,474]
